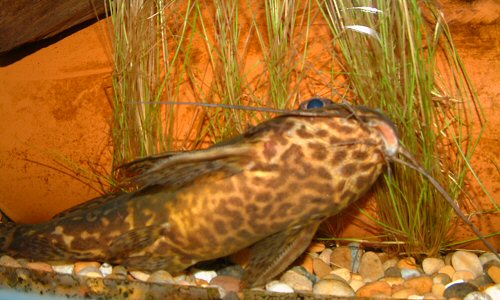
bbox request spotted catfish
[0,98,399,287]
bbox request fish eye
[301,98,334,110]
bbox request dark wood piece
[0,0,107,54]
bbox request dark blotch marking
[263,140,278,161]
[214,219,227,235]
[308,142,328,161]
[316,129,329,138]
[340,163,357,177]
[229,196,244,207]
[296,125,314,139]
[355,174,373,191]
[331,150,347,164]
[255,192,271,203]
[317,166,332,180]
[352,150,369,161]
[337,125,354,134]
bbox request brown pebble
[74,261,101,274]
[300,255,314,274]
[404,276,433,294]
[308,242,326,253]
[380,276,404,287]
[148,270,174,284]
[432,283,445,297]
[330,246,353,270]
[210,275,241,294]
[356,281,392,298]
[438,265,456,278]
[26,262,53,273]
[0,255,21,268]
[130,270,150,281]
[452,270,475,282]
[392,288,417,298]
[313,258,332,278]
[485,262,500,283]
[397,257,417,270]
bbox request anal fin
[242,221,320,287]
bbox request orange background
[0,1,498,249]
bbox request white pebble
[452,251,482,277]
[464,291,493,300]
[422,258,445,275]
[484,283,500,300]
[99,263,113,277]
[78,266,103,278]
[130,270,150,281]
[194,270,218,283]
[265,280,294,293]
[52,264,74,275]
[330,268,351,282]
[408,295,424,300]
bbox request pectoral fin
[242,221,321,287]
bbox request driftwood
[0,0,107,54]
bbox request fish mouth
[349,105,400,157]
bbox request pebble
[432,272,452,285]
[479,252,500,266]
[432,283,445,297]
[217,264,245,279]
[77,266,103,278]
[194,270,218,283]
[463,291,493,300]
[398,257,418,270]
[307,242,326,253]
[329,267,351,282]
[484,260,500,283]
[383,257,399,271]
[318,248,333,265]
[380,276,404,287]
[265,280,294,293]
[0,255,21,268]
[330,246,352,270]
[470,274,493,287]
[52,264,74,275]
[358,251,384,282]
[300,255,314,274]
[74,261,101,274]
[312,278,355,296]
[385,266,402,277]
[280,268,313,292]
[148,270,174,284]
[453,270,476,282]
[422,257,445,275]
[438,265,456,278]
[313,257,332,278]
[484,283,500,299]
[393,288,417,299]
[452,251,483,277]
[210,275,241,294]
[129,270,150,281]
[404,276,433,294]
[355,281,392,298]
[401,268,422,279]
[444,280,478,298]
[349,279,365,292]
[25,262,53,273]
[98,263,112,277]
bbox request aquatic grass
[107,0,199,170]
[318,0,491,256]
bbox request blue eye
[306,98,325,109]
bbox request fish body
[0,99,399,286]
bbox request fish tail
[0,211,18,254]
